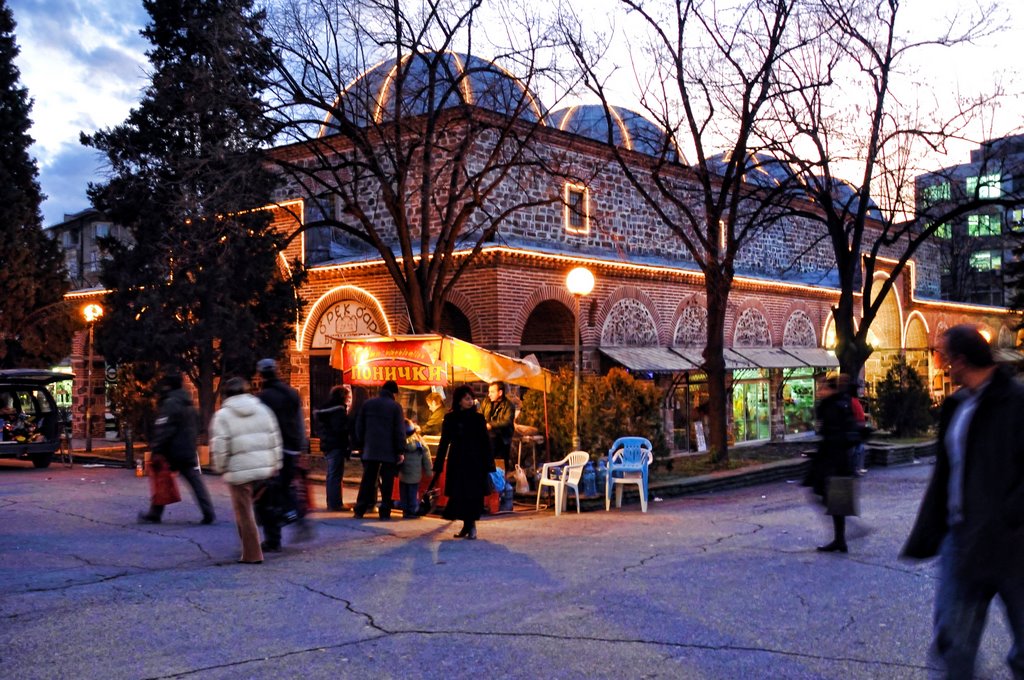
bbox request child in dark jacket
[398,419,433,518]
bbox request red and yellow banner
[341,339,448,387]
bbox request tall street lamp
[82,303,104,453]
[565,266,595,451]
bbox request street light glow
[82,303,104,323]
[566,267,595,297]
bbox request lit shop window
[966,173,1001,199]
[967,213,1001,237]
[922,182,951,205]
[1009,209,1024,233]
[564,183,590,234]
[969,250,1001,271]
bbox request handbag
[418,488,439,516]
[149,454,181,506]
[513,464,530,495]
[826,476,859,516]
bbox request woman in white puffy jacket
[212,377,282,564]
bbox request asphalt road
[0,459,1017,679]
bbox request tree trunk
[704,275,731,467]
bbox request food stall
[331,334,552,511]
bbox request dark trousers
[931,534,1024,678]
[262,453,303,548]
[150,462,214,520]
[355,460,398,519]
[324,448,346,510]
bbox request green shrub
[520,367,667,462]
[875,355,933,437]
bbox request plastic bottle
[582,461,597,497]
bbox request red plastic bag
[149,454,181,506]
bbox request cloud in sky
[10,0,149,226]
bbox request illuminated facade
[62,53,1021,451]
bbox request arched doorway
[863,276,903,390]
[304,289,389,412]
[520,299,574,369]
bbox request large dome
[320,51,545,135]
[549,104,680,161]
[708,152,797,189]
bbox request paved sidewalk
[1,458,1019,679]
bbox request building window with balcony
[966,173,1001,199]
[922,182,951,205]
[969,250,1001,271]
[564,183,590,235]
[967,213,1001,237]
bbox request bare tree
[765,0,1023,377]
[564,0,815,465]
[266,0,571,334]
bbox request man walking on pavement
[138,368,215,524]
[902,324,1024,679]
[256,358,312,550]
[353,379,406,520]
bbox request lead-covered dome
[549,104,680,161]
[320,51,546,135]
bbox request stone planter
[866,439,936,467]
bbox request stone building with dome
[65,51,1021,452]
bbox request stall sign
[342,339,449,386]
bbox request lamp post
[565,266,595,451]
[82,303,104,453]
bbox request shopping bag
[826,476,859,516]
[149,454,181,506]
[513,464,530,495]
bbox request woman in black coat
[432,384,494,539]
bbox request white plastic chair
[606,437,654,512]
[535,451,589,516]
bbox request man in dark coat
[902,325,1024,678]
[138,369,215,524]
[806,374,857,553]
[353,380,406,520]
[256,358,310,549]
[481,381,514,470]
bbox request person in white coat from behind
[212,377,282,564]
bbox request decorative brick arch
[732,303,773,347]
[442,288,484,343]
[299,285,392,351]
[598,286,661,346]
[782,309,818,348]
[671,294,707,347]
[904,312,929,350]
[512,285,579,343]
[932,319,950,347]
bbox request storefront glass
[672,374,708,452]
[781,368,816,434]
[732,369,770,442]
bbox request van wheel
[31,452,52,468]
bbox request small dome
[549,104,680,161]
[826,178,883,221]
[320,51,545,134]
[708,152,796,189]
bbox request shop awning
[330,334,552,391]
[781,347,839,368]
[732,347,808,369]
[671,347,759,370]
[993,347,1024,364]
[600,347,700,372]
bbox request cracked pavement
[0,459,1017,679]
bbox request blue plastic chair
[605,436,654,512]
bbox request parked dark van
[0,370,72,468]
